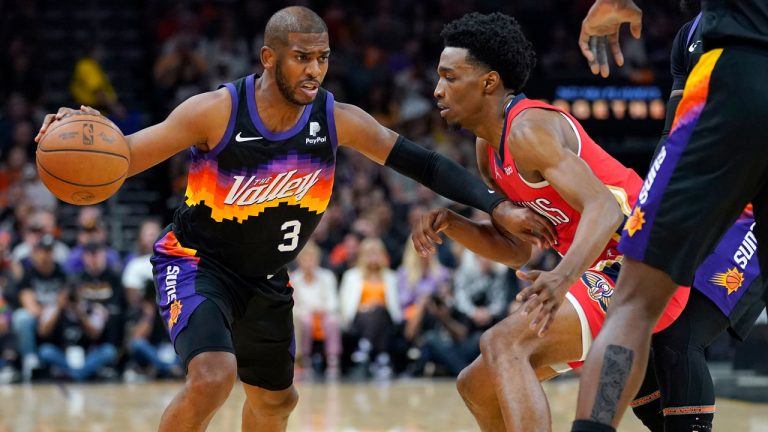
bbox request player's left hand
[412,207,452,256]
[490,201,557,249]
[578,0,642,77]
[515,269,572,336]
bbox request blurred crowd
[0,0,698,384]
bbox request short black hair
[441,12,536,92]
[264,6,328,48]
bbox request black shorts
[618,45,768,286]
[151,226,295,391]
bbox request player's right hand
[412,208,453,257]
[578,0,642,77]
[515,269,571,336]
[35,105,102,143]
[491,202,557,250]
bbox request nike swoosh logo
[235,132,263,142]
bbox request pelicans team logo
[168,300,183,330]
[582,271,614,312]
[710,267,744,295]
[625,207,645,237]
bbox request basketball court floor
[2,378,767,431]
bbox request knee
[455,366,474,401]
[479,322,531,361]
[186,354,237,405]
[248,386,299,417]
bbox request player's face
[274,32,330,106]
[434,47,488,130]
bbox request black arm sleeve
[670,24,690,92]
[384,135,505,214]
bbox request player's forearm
[125,125,188,177]
[385,136,505,214]
[554,199,623,282]
[443,211,531,268]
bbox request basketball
[36,113,130,205]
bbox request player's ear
[482,71,501,94]
[261,46,276,69]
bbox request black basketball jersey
[702,0,768,49]
[173,74,338,277]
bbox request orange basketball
[36,113,130,205]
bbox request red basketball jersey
[488,96,642,268]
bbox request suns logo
[710,267,744,295]
[168,300,183,330]
[624,207,645,237]
[582,271,614,312]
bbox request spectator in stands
[0,228,18,382]
[37,281,117,381]
[453,253,509,333]
[340,237,400,378]
[397,239,450,324]
[10,209,69,265]
[0,288,19,383]
[153,33,208,114]
[76,241,125,359]
[122,218,162,309]
[64,208,121,274]
[127,280,180,380]
[328,231,362,279]
[291,241,341,379]
[11,234,68,379]
[404,282,475,376]
[201,12,250,89]
[69,44,121,115]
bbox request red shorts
[550,262,691,373]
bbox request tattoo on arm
[590,344,635,425]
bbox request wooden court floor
[1,378,767,431]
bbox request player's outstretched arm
[34,88,232,178]
[511,111,625,334]
[334,102,556,247]
[412,207,532,269]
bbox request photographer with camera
[404,283,475,376]
[37,281,117,381]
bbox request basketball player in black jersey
[627,6,766,431]
[549,1,768,431]
[35,6,556,432]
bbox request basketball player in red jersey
[411,13,689,431]
[35,7,555,432]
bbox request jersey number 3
[278,220,301,252]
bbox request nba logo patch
[582,271,614,312]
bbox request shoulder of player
[507,108,568,151]
[332,101,368,126]
[331,101,391,145]
[170,87,232,149]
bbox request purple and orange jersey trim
[152,230,205,342]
